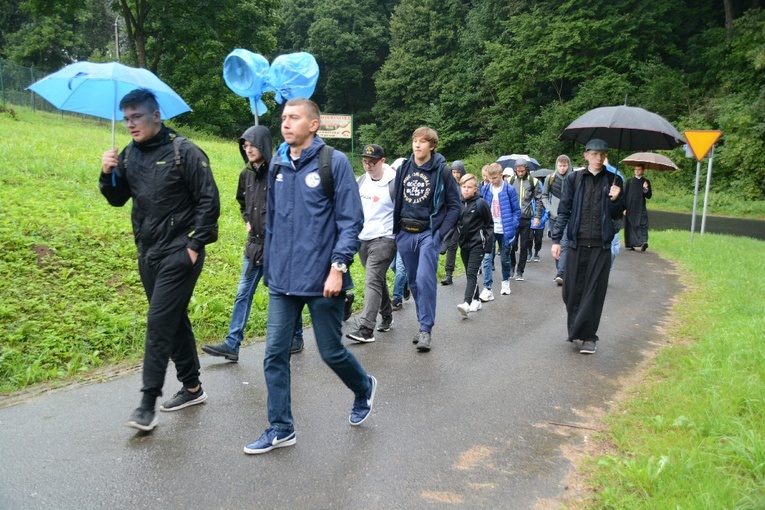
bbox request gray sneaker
[159,387,207,411]
[415,331,432,352]
[580,340,597,354]
[126,407,158,432]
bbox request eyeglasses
[362,159,379,167]
[123,113,147,126]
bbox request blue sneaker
[243,428,296,455]
[349,375,377,426]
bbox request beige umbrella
[620,152,679,171]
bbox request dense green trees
[2,0,764,197]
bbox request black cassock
[623,176,651,248]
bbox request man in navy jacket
[244,98,377,455]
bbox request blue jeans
[483,233,512,289]
[610,232,620,270]
[391,252,408,301]
[263,292,371,433]
[555,225,569,277]
[224,257,303,352]
[396,230,439,332]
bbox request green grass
[0,107,456,394]
[580,231,765,509]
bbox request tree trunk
[119,0,150,68]
[723,0,734,31]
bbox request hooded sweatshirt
[451,160,467,181]
[237,125,272,267]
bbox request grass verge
[575,230,765,509]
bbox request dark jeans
[460,244,484,304]
[138,247,205,399]
[264,292,371,432]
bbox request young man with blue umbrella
[100,88,220,432]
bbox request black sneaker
[441,274,453,285]
[343,292,355,322]
[391,298,402,311]
[347,325,375,343]
[126,407,158,432]
[159,387,207,412]
[290,336,304,354]
[403,284,411,301]
[201,341,239,362]
[641,243,649,252]
[580,340,597,354]
[377,315,393,332]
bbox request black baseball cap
[361,144,385,159]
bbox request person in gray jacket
[542,155,572,285]
[508,159,544,281]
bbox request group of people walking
[99,88,651,455]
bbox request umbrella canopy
[531,168,553,179]
[620,152,678,172]
[27,61,191,122]
[497,154,541,171]
[559,105,685,151]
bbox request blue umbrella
[27,61,191,146]
[223,49,270,122]
[496,154,541,171]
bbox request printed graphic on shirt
[491,196,501,219]
[403,171,431,205]
[305,172,320,188]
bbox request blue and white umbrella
[27,61,191,146]
[496,154,541,171]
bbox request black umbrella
[559,105,685,151]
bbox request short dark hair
[284,98,321,123]
[119,88,160,113]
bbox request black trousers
[511,218,531,274]
[442,230,459,274]
[529,228,543,254]
[460,244,484,304]
[561,245,611,342]
[138,247,205,398]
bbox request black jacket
[99,125,220,262]
[237,126,271,267]
[551,168,623,250]
[457,193,493,252]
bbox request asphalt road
[0,249,680,510]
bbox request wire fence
[1,58,64,113]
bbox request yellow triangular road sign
[684,130,722,162]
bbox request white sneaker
[457,302,470,318]
[479,288,494,302]
[469,300,482,312]
[501,280,511,295]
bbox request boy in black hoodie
[202,126,304,362]
[456,174,493,317]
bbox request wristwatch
[331,262,348,273]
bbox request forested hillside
[2,0,763,198]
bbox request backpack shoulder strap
[388,179,395,202]
[318,144,335,201]
[172,134,186,173]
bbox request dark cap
[361,144,385,159]
[585,138,609,152]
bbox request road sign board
[684,130,722,162]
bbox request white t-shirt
[491,184,504,235]
[358,164,396,241]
